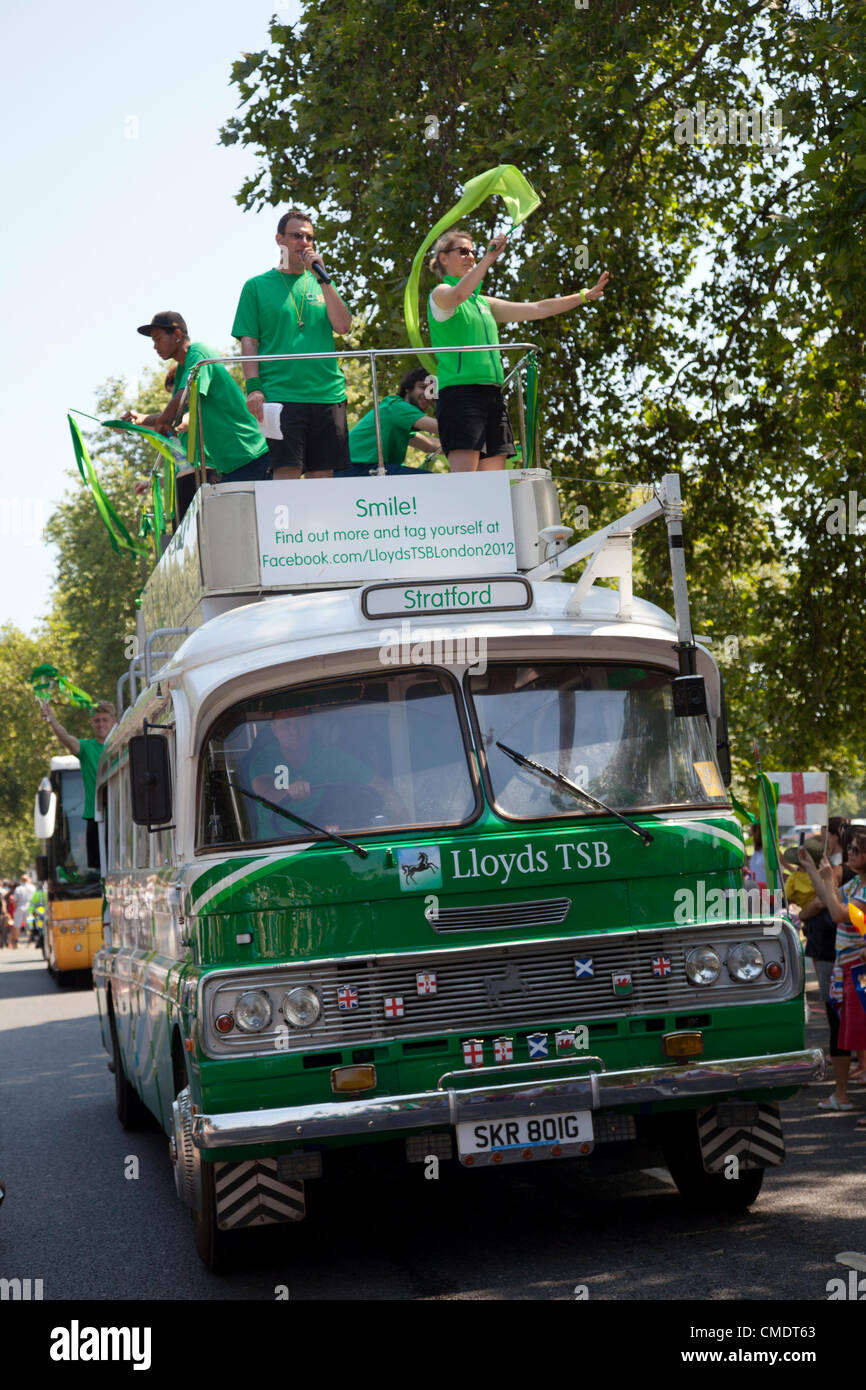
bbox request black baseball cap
[137,311,188,337]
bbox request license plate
[457,1110,593,1157]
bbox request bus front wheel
[661,1112,765,1214]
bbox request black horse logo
[401,851,439,886]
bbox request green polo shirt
[427,276,504,389]
[78,738,104,820]
[348,395,427,467]
[231,269,347,404]
[173,342,269,474]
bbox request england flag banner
[766,771,829,827]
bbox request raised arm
[40,701,80,757]
[797,848,849,922]
[487,271,610,323]
[432,234,509,312]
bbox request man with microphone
[232,209,353,478]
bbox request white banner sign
[765,770,829,827]
[255,474,517,585]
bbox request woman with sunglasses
[798,832,866,1116]
[426,229,609,471]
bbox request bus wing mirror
[129,734,173,827]
[35,854,49,882]
[672,674,708,718]
[34,778,57,839]
[715,675,732,787]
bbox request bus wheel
[110,1012,152,1131]
[171,1083,239,1274]
[661,1113,764,1214]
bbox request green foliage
[0,626,58,873]
[221,0,866,807]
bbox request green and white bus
[92,346,822,1270]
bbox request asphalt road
[1,941,864,1302]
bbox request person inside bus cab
[125,311,270,516]
[427,228,609,471]
[242,700,404,837]
[232,209,353,479]
[347,367,441,475]
[40,699,116,869]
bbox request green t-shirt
[427,276,504,389]
[348,395,427,467]
[173,342,269,474]
[243,734,372,839]
[78,738,104,820]
[231,269,347,405]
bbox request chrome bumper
[191,1047,824,1150]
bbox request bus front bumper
[191,1047,824,1150]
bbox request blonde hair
[93,700,116,717]
[427,228,474,280]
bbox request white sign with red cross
[766,771,829,827]
[462,1039,485,1068]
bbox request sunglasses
[445,246,475,256]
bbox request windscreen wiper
[495,742,653,846]
[228,780,369,859]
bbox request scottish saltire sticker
[493,1037,514,1064]
[462,1039,484,1067]
[651,956,672,977]
[384,996,404,1018]
[397,847,442,891]
[574,958,594,978]
[612,972,633,996]
[337,985,359,1010]
[416,971,437,996]
[527,1032,549,1059]
[555,1030,576,1054]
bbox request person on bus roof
[40,699,116,868]
[347,368,441,475]
[426,228,609,472]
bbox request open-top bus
[92,345,823,1270]
[34,755,103,983]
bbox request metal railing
[179,342,542,493]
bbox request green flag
[403,164,541,374]
[29,664,96,711]
[756,769,784,897]
[730,793,757,827]
[67,415,148,557]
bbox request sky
[0,0,302,635]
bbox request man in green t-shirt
[232,208,353,479]
[127,312,271,484]
[347,368,440,474]
[40,699,116,868]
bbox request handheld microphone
[310,258,332,286]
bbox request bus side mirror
[672,674,707,717]
[34,778,57,839]
[715,676,732,787]
[129,734,173,827]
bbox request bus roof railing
[180,342,542,481]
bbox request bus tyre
[172,1079,241,1274]
[661,1113,764,1213]
[110,1012,152,1131]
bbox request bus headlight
[282,987,322,1028]
[685,945,722,986]
[727,942,764,982]
[234,990,273,1032]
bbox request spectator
[233,209,353,479]
[798,831,866,1113]
[10,873,34,950]
[0,881,11,948]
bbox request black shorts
[267,401,350,473]
[216,454,273,483]
[436,384,515,459]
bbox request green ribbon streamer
[403,164,541,374]
[102,417,181,534]
[67,415,148,557]
[29,664,96,711]
[756,769,784,896]
[730,793,757,826]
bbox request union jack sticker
[383,996,404,1018]
[651,955,672,977]
[555,1029,576,1054]
[416,971,437,996]
[493,1036,514,1064]
[337,985,358,1010]
[462,1038,484,1068]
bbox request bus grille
[428,897,571,933]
